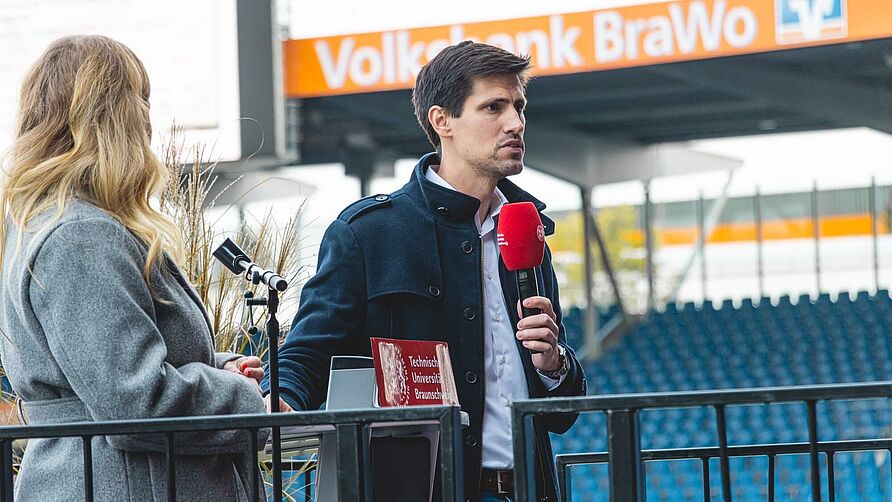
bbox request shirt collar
[425,165,508,232]
[409,153,555,236]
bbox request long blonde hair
[0,35,183,287]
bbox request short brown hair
[412,41,531,151]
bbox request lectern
[262,356,467,501]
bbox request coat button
[428,285,440,297]
[374,194,388,202]
[461,241,473,254]
[436,206,449,215]
[463,434,477,447]
[463,307,476,320]
[465,371,477,384]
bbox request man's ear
[428,105,451,140]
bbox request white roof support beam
[523,124,742,188]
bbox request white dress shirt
[425,166,562,469]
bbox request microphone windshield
[212,238,249,274]
[497,202,545,271]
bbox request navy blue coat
[267,153,586,501]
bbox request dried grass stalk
[158,127,305,356]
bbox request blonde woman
[0,35,268,501]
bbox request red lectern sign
[370,337,460,407]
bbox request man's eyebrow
[481,97,510,106]
[480,97,527,108]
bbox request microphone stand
[266,287,283,502]
[247,271,283,502]
[213,239,287,501]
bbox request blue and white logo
[776,0,847,44]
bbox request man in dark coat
[265,41,586,501]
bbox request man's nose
[504,109,525,134]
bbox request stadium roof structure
[294,37,892,151]
[278,0,892,188]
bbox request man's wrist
[537,344,568,379]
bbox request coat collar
[407,152,555,235]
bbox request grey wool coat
[0,200,268,501]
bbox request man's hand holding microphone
[499,202,567,377]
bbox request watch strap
[537,344,568,379]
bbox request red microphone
[498,202,546,352]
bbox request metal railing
[512,381,892,502]
[0,405,464,502]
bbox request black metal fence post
[715,404,732,501]
[334,423,369,501]
[512,411,537,502]
[438,406,464,502]
[250,428,260,502]
[701,457,711,502]
[557,458,570,502]
[304,468,312,502]
[82,435,94,502]
[1,440,12,502]
[826,450,835,502]
[166,433,176,501]
[607,408,644,502]
[806,400,821,502]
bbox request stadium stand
[557,291,892,501]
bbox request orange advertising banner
[284,0,892,97]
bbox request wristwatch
[537,344,569,379]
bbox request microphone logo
[536,224,545,242]
[497,232,508,247]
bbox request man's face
[448,73,526,180]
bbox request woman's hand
[223,356,265,384]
